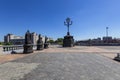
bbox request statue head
[39,34,41,39]
[37,34,43,44]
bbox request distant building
[4,34,25,45]
[103,36,112,43]
[76,36,120,46]
[92,37,101,44]
[4,33,47,45]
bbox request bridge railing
[0,45,38,54]
[0,44,55,54]
[0,46,3,54]
[3,45,23,52]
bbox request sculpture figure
[25,30,32,44]
[37,34,43,50]
[23,30,33,53]
[44,36,49,49]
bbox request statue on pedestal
[23,30,33,53]
[44,36,49,49]
[37,34,43,50]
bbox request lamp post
[64,17,72,35]
[106,27,109,37]
[106,27,109,43]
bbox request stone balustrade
[0,46,3,54]
[3,45,23,52]
[0,45,39,54]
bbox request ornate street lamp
[64,17,73,35]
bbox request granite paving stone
[7,52,120,80]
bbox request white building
[4,34,25,45]
[4,33,47,45]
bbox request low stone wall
[0,46,3,54]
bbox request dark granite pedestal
[37,43,43,50]
[63,35,74,47]
[44,43,49,49]
[23,30,33,54]
[114,53,120,62]
[24,44,33,53]
[44,36,49,49]
[63,18,74,47]
[37,34,44,50]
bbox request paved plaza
[0,46,120,80]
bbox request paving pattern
[0,46,120,80]
[0,62,39,80]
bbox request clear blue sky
[0,0,120,41]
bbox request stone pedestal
[23,30,33,54]
[63,35,74,47]
[24,44,33,53]
[44,43,49,49]
[37,34,43,50]
[37,43,43,50]
[114,53,120,61]
[44,36,49,49]
[0,46,3,54]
